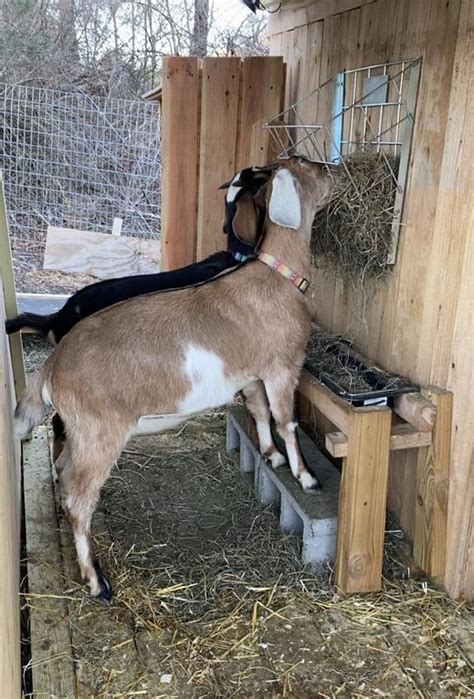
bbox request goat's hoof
[92,563,113,605]
[300,471,322,493]
[265,450,286,469]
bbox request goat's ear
[232,194,258,244]
[268,169,301,229]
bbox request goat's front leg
[242,380,285,468]
[263,373,321,493]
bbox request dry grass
[305,325,413,400]
[311,153,399,279]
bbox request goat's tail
[6,312,54,338]
[14,370,52,440]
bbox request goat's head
[266,156,333,237]
[219,166,274,259]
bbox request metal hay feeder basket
[264,58,422,263]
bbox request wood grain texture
[269,0,473,598]
[161,56,200,270]
[326,423,432,458]
[23,428,77,698]
[335,407,392,592]
[298,370,351,434]
[268,0,375,35]
[392,392,437,433]
[44,226,160,279]
[414,389,452,578]
[0,283,22,697]
[0,176,26,399]
[196,57,241,260]
[236,57,285,170]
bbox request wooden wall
[159,56,285,269]
[269,0,473,599]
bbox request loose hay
[21,341,474,698]
[312,153,400,279]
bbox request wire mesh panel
[0,84,161,274]
[265,59,421,264]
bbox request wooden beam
[326,423,433,458]
[298,370,351,434]
[23,428,77,697]
[0,282,22,697]
[335,406,392,593]
[413,388,452,579]
[160,57,200,269]
[393,392,437,433]
[196,57,241,260]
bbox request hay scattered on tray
[305,326,405,398]
[312,153,399,278]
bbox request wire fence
[0,83,161,278]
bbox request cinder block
[227,406,340,568]
[255,461,280,506]
[226,417,240,453]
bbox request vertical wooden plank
[310,13,342,330]
[236,56,285,169]
[413,389,452,578]
[0,175,26,399]
[23,428,77,698]
[160,56,200,269]
[0,282,21,698]
[195,57,241,260]
[335,407,391,592]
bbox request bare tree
[190,0,209,57]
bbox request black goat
[6,166,273,344]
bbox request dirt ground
[22,337,474,698]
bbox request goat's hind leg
[242,380,285,468]
[64,422,130,603]
[263,373,321,493]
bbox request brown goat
[15,157,333,602]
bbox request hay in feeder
[312,153,400,278]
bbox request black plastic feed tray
[304,338,419,407]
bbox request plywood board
[196,57,241,260]
[44,226,160,279]
[160,56,200,270]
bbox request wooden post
[0,283,21,697]
[0,174,26,399]
[413,388,452,579]
[160,57,200,270]
[335,407,392,593]
[196,57,241,260]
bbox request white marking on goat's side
[226,184,241,203]
[41,381,53,407]
[131,414,186,436]
[268,169,301,229]
[179,345,250,414]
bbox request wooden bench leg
[413,388,452,579]
[335,407,392,593]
